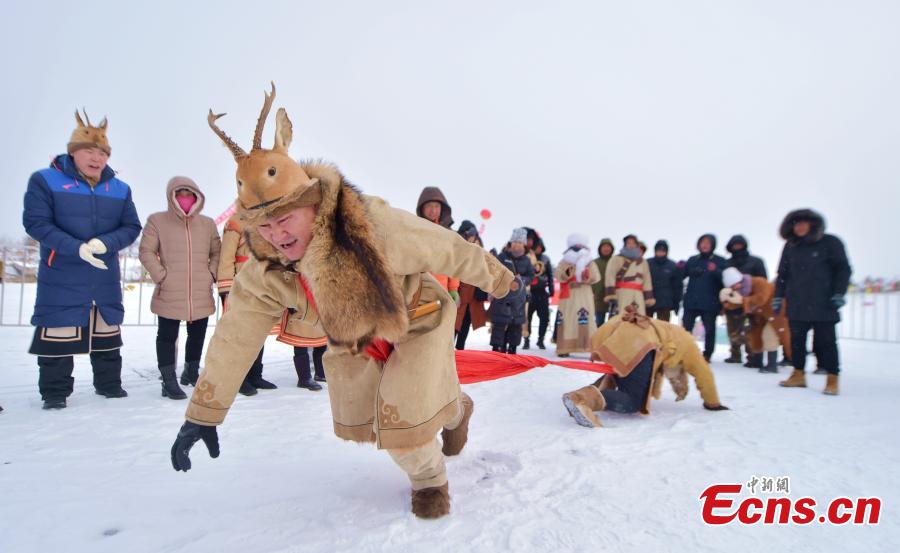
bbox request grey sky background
[2,0,898,279]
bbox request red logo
[699,478,881,526]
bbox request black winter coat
[490,279,528,325]
[728,251,767,279]
[530,253,554,300]
[683,253,727,312]
[497,251,536,288]
[648,256,683,311]
[775,239,851,323]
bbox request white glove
[79,242,108,270]
[87,238,107,254]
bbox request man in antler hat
[169,84,515,518]
[23,110,142,409]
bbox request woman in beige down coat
[139,176,221,399]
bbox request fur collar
[243,161,408,352]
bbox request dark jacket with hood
[726,234,767,279]
[775,209,851,322]
[591,238,614,313]
[416,187,453,229]
[648,240,683,311]
[23,154,142,327]
[683,233,727,312]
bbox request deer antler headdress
[208,82,320,219]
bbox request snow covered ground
[0,324,897,553]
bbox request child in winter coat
[139,177,221,400]
[720,268,791,373]
[490,260,527,354]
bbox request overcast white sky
[3,0,898,278]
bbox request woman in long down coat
[139,177,221,399]
[554,234,601,356]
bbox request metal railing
[1,246,220,327]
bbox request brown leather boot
[823,373,839,396]
[442,393,474,456]
[779,369,807,388]
[562,385,606,428]
[411,482,450,519]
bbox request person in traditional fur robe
[561,308,728,428]
[554,234,600,356]
[169,85,514,519]
[720,268,792,374]
[604,234,655,316]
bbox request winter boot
[442,393,474,456]
[813,367,827,375]
[180,361,200,386]
[249,376,278,390]
[778,357,792,367]
[779,369,807,388]
[42,398,66,410]
[95,387,128,399]
[823,373,839,396]
[537,338,546,350]
[744,353,764,369]
[313,347,327,382]
[159,365,187,400]
[294,356,322,391]
[759,352,779,373]
[561,385,606,428]
[724,346,742,364]
[238,380,258,396]
[522,338,530,350]
[411,482,450,519]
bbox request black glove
[171,421,220,472]
[830,294,846,309]
[703,403,730,411]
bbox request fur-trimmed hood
[243,161,408,351]
[780,209,825,243]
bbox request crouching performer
[169,85,514,518]
[561,307,728,428]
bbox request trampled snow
[0,324,896,552]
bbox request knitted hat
[510,227,528,244]
[67,109,111,156]
[654,240,669,253]
[722,267,743,288]
[207,82,321,227]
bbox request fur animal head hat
[68,109,111,156]
[207,82,321,227]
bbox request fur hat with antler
[68,109,111,155]
[207,82,322,227]
[207,83,409,350]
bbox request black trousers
[294,346,326,379]
[38,350,122,400]
[648,308,672,322]
[527,296,550,342]
[789,320,840,374]
[245,347,265,382]
[156,316,209,368]
[490,322,523,354]
[455,308,472,350]
[601,352,654,414]
[682,309,718,359]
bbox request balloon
[480,209,492,220]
